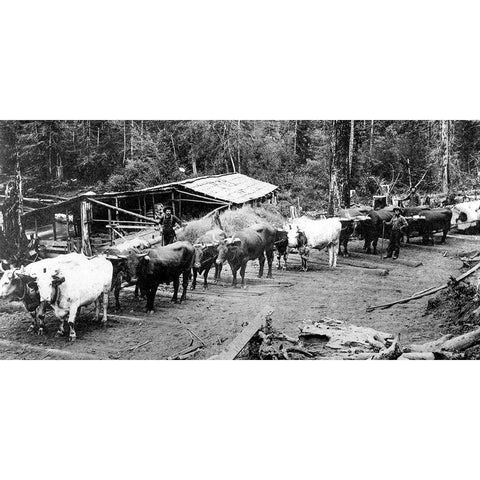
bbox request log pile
[246,313,480,360]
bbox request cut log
[371,336,402,360]
[440,326,480,352]
[212,306,274,360]
[405,334,454,352]
[398,352,436,360]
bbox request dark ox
[216,223,276,288]
[337,207,373,257]
[191,228,227,290]
[0,264,44,334]
[274,229,289,269]
[403,208,452,245]
[123,241,195,314]
[354,209,395,254]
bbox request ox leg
[181,270,189,301]
[171,276,180,303]
[56,315,67,337]
[67,305,79,342]
[191,268,198,290]
[94,299,100,322]
[266,249,273,278]
[372,237,378,255]
[283,252,288,270]
[230,263,238,287]
[214,262,222,284]
[332,242,339,268]
[441,229,448,243]
[258,252,265,278]
[240,261,248,288]
[203,266,210,290]
[27,311,38,334]
[102,291,109,327]
[276,254,281,269]
[36,302,46,336]
[145,283,159,314]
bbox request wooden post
[108,208,113,246]
[171,190,176,215]
[52,214,57,241]
[115,197,119,222]
[66,209,71,251]
[80,200,92,256]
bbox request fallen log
[405,334,454,352]
[440,326,480,352]
[366,260,480,312]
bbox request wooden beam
[212,306,273,360]
[88,197,159,224]
[80,200,92,255]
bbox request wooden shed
[21,173,278,256]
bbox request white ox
[287,216,342,270]
[0,253,84,334]
[34,253,113,341]
[451,200,480,231]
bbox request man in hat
[383,207,408,260]
[158,206,182,245]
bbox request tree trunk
[328,121,337,215]
[441,120,450,193]
[293,120,298,156]
[237,120,241,173]
[123,121,127,166]
[345,120,354,207]
[130,120,134,159]
[369,120,374,161]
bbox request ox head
[352,215,370,238]
[216,237,241,265]
[106,249,150,284]
[0,266,37,300]
[193,242,218,270]
[286,224,306,249]
[34,267,65,303]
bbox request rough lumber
[366,260,480,312]
[213,306,273,360]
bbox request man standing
[159,206,182,245]
[383,207,408,260]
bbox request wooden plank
[88,197,159,224]
[213,306,273,360]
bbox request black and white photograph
[2,2,480,480]
[1,120,480,360]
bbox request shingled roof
[139,173,278,205]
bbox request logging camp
[2,120,480,360]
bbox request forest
[1,120,479,211]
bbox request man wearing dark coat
[383,207,408,260]
[158,206,182,245]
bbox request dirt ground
[0,233,479,360]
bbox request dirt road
[0,234,478,359]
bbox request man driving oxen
[383,207,408,260]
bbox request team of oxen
[0,205,452,341]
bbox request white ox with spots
[34,253,113,341]
[286,216,342,270]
